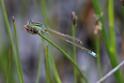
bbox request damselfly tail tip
[89,51,96,57]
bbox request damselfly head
[24,20,39,34]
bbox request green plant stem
[47,51,62,83]
[41,0,48,23]
[95,35,102,78]
[35,45,42,83]
[7,48,13,83]
[72,23,78,83]
[12,17,24,83]
[38,33,87,82]
[0,0,24,83]
[43,39,61,83]
[108,0,124,82]
[41,0,62,83]
[35,0,49,82]
[44,45,52,83]
[92,0,109,45]
[41,0,59,81]
[46,41,61,83]
[108,0,115,46]
[51,56,62,83]
[6,49,13,83]
[92,0,105,79]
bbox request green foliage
[0,0,24,83]
[92,0,124,83]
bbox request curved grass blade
[38,33,87,82]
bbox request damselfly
[24,20,96,57]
